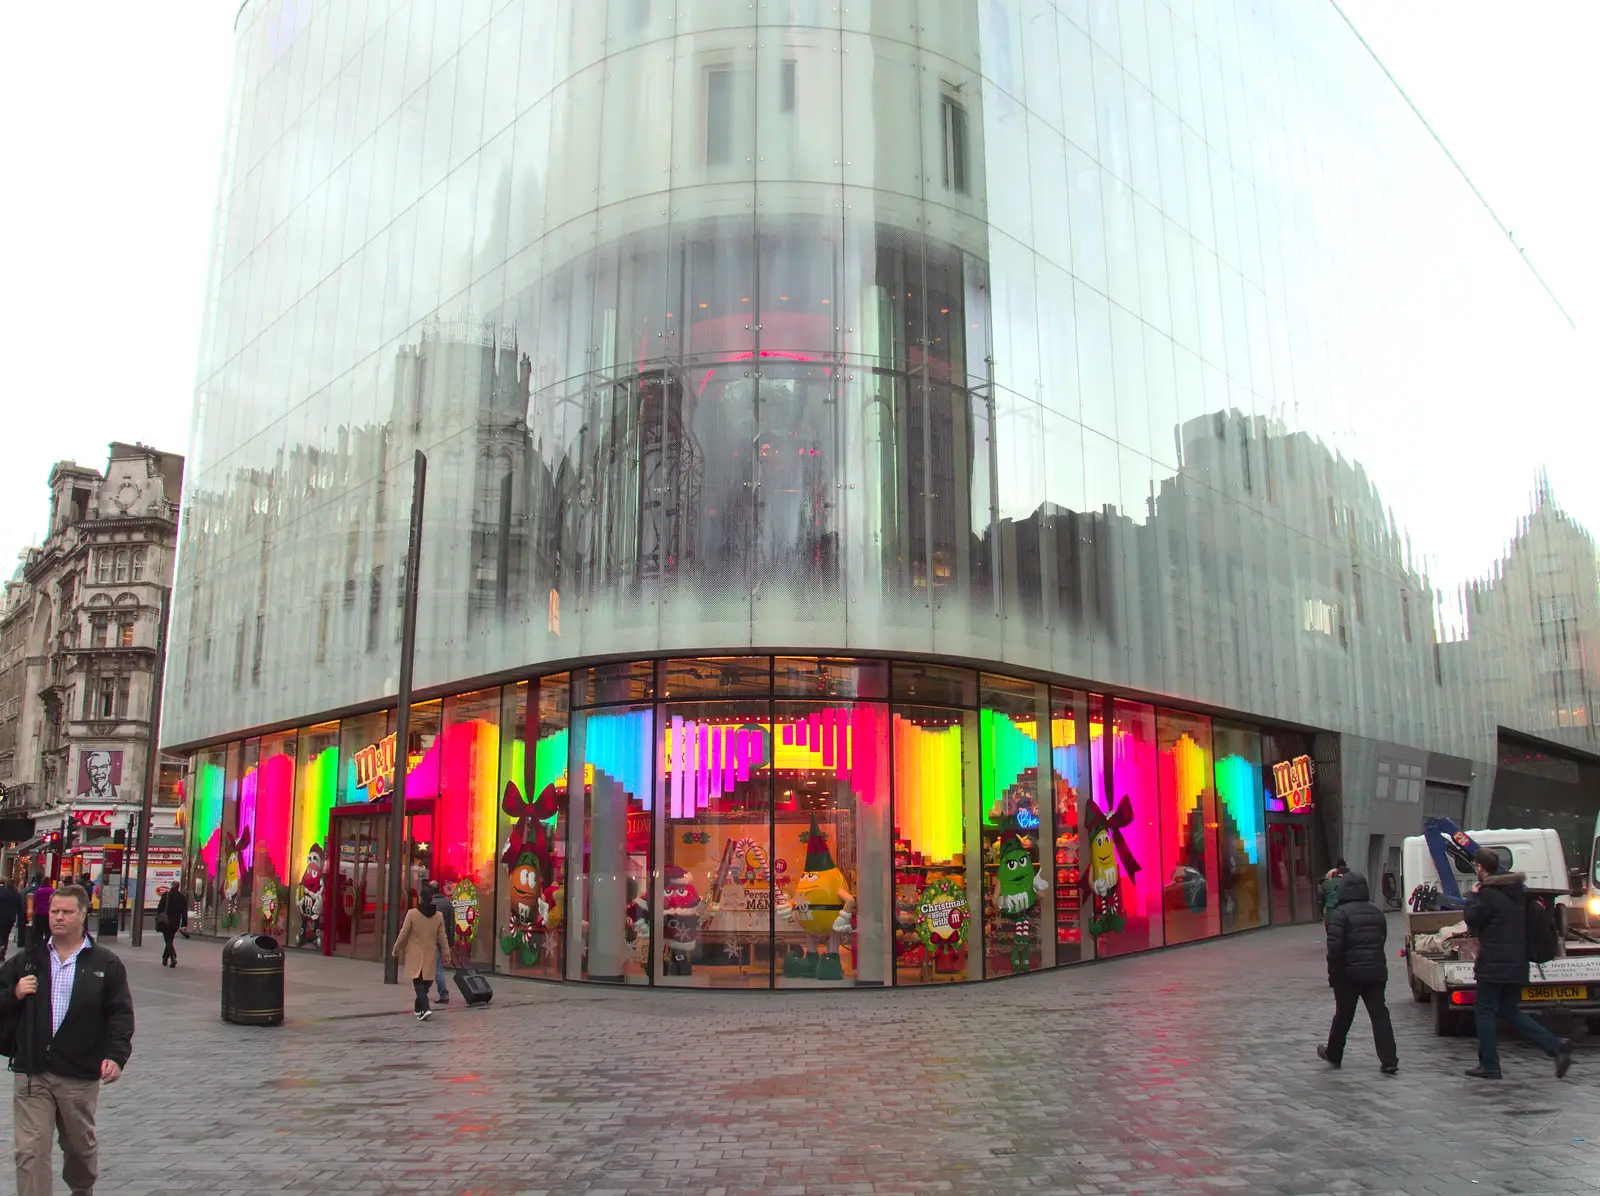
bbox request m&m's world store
[172,657,1330,988]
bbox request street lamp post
[130,585,171,947]
[382,451,427,985]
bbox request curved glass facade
[171,0,1590,899]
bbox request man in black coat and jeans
[1317,872,1399,1074]
[1463,848,1572,1080]
[0,884,134,1196]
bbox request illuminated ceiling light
[699,302,708,309]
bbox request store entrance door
[1289,824,1316,923]
[327,801,437,962]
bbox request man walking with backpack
[1463,848,1572,1080]
[1317,871,1399,1074]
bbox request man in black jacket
[1463,848,1572,1080]
[1317,872,1399,1073]
[0,880,23,961]
[0,884,134,1196]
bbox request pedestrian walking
[430,882,456,1005]
[155,883,189,967]
[28,877,53,948]
[0,883,135,1196]
[1321,858,1348,925]
[17,877,35,950]
[0,880,23,961]
[1317,871,1399,1074]
[392,890,450,1021]
[1462,848,1573,1080]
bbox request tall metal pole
[382,451,427,984]
[130,585,171,947]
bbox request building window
[96,552,112,585]
[941,93,969,195]
[114,550,130,584]
[90,615,108,649]
[95,678,116,719]
[706,68,735,166]
[115,677,130,718]
[131,549,146,582]
[117,617,135,648]
[779,59,797,114]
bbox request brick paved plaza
[4,921,1598,1195]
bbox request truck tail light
[1450,990,1476,1006]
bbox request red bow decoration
[500,781,559,878]
[1084,795,1141,879]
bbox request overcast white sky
[0,1,1595,589]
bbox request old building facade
[0,443,185,879]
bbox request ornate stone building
[0,443,184,875]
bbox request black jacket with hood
[1465,871,1528,985]
[1325,872,1389,985]
[0,937,134,1079]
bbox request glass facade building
[167,0,1586,984]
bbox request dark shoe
[1555,1039,1573,1079]
[1381,1064,1399,1075]
[1317,1045,1340,1069]
[1463,1067,1502,1079]
[434,994,449,1004]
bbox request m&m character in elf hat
[784,815,854,981]
[661,865,704,976]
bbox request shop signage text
[72,809,118,827]
[1273,755,1315,813]
[354,734,398,797]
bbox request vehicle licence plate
[1522,985,1587,1001]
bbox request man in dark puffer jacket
[1318,872,1399,1073]
[1463,848,1572,1080]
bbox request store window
[438,690,502,968]
[1086,697,1163,959]
[498,677,568,980]
[187,747,227,937]
[892,704,979,984]
[1050,687,1090,964]
[661,656,770,699]
[774,657,888,700]
[1157,709,1220,946]
[249,731,297,938]
[337,711,390,805]
[572,702,654,983]
[774,699,891,987]
[659,700,774,987]
[288,721,340,950]
[979,675,1051,977]
[399,701,443,911]
[1213,721,1268,933]
[218,740,254,933]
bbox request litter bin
[221,934,284,1026]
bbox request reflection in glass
[289,722,340,950]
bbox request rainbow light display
[1214,754,1263,864]
[893,714,964,863]
[293,746,339,872]
[979,711,1038,822]
[1090,715,1161,920]
[1163,733,1209,848]
[532,728,569,799]
[437,719,500,878]
[253,751,296,880]
[776,705,885,800]
[193,759,225,880]
[1051,717,1080,790]
[585,709,654,808]
[666,717,767,817]
[238,766,258,868]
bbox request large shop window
[979,675,1052,978]
[893,704,979,985]
[573,702,655,983]
[437,690,502,969]
[1157,708,1221,946]
[247,731,297,940]
[773,701,891,988]
[1050,687,1091,964]
[289,722,340,950]
[1086,697,1163,959]
[216,740,251,934]
[1213,721,1268,933]
[498,678,568,981]
[187,747,227,937]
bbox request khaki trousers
[13,1071,99,1196]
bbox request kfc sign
[74,810,118,827]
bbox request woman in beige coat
[394,883,452,1020]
